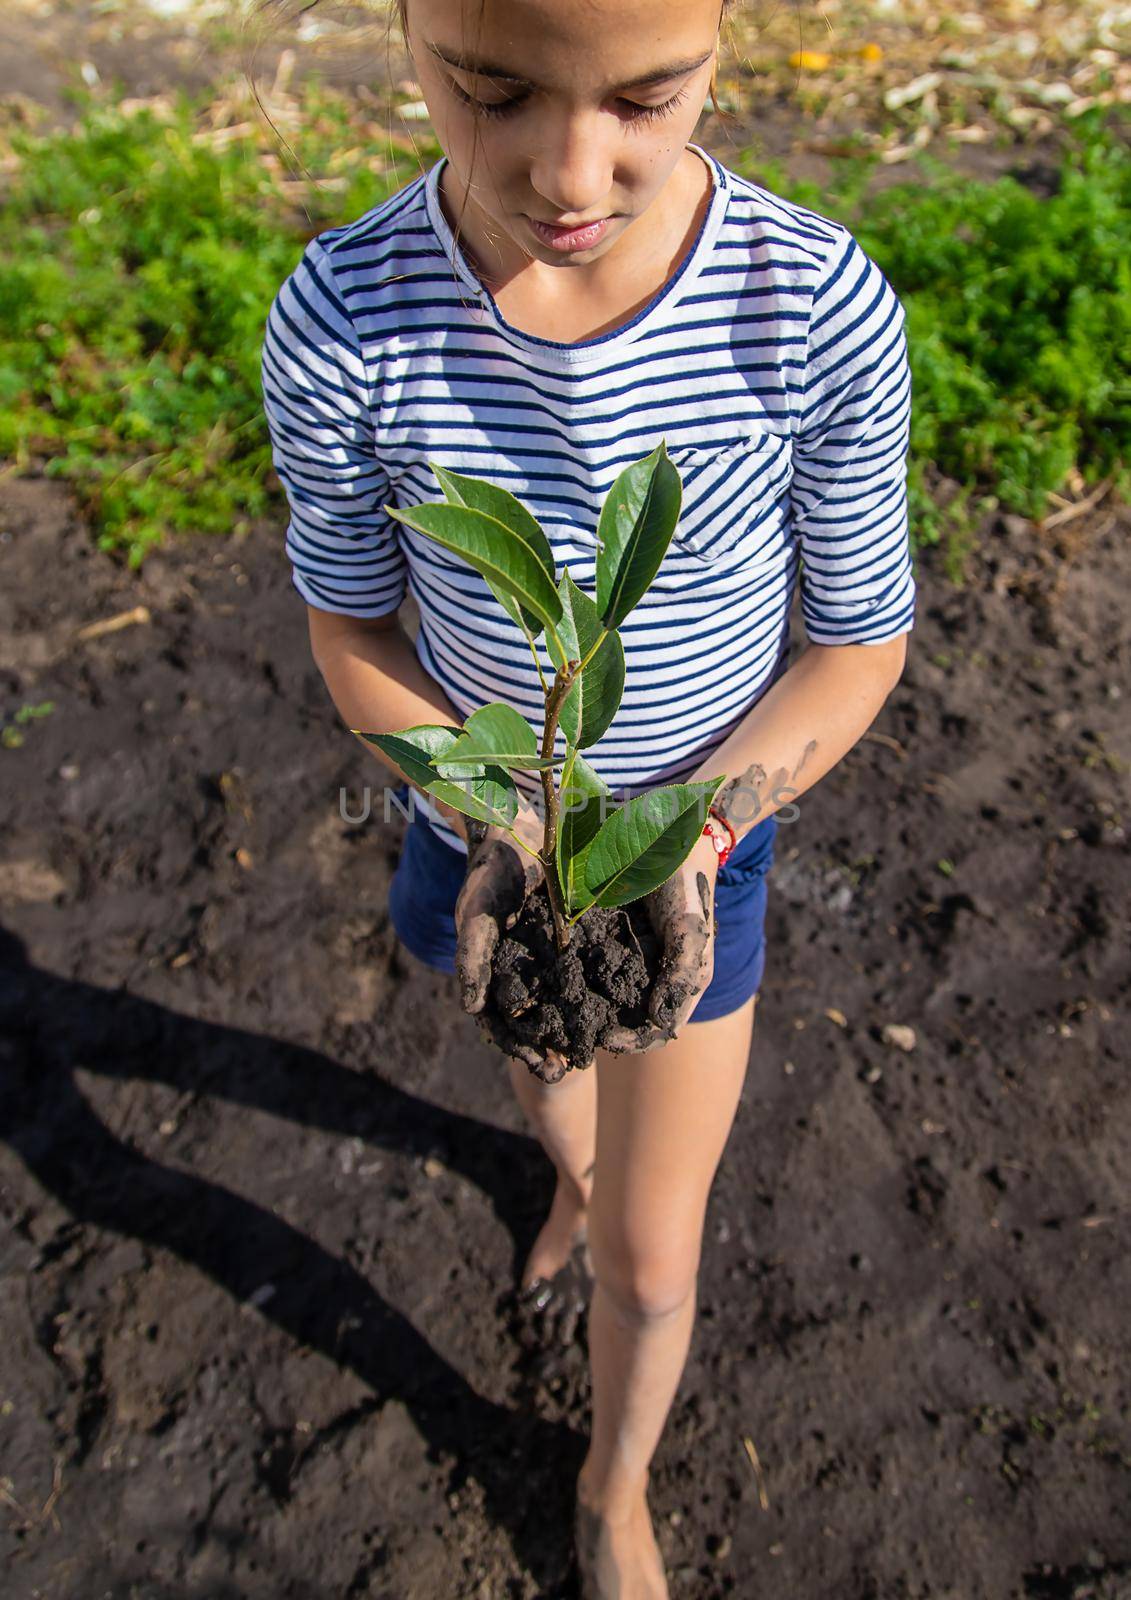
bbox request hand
[453,803,571,1079]
[601,833,720,1055]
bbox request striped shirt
[261,142,916,855]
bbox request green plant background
[1,88,1127,573]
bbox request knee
[589,1235,700,1325]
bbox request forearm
[311,611,475,842]
[688,638,908,842]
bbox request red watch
[701,805,736,867]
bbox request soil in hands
[478,883,667,1077]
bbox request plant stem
[539,661,578,953]
[522,625,550,696]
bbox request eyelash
[450,81,692,128]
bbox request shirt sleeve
[790,228,916,647]
[260,238,408,618]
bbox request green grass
[0,86,430,566]
[752,109,1131,564]
[0,87,1128,573]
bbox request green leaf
[595,440,683,629]
[353,723,461,787]
[431,463,557,638]
[425,766,519,828]
[353,723,520,827]
[556,750,612,916]
[384,500,563,638]
[428,702,558,772]
[572,778,727,913]
[436,736,558,772]
[546,572,625,748]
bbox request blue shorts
[387,784,776,1024]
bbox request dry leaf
[789,51,832,72]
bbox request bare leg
[506,1054,597,1288]
[576,994,758,1599]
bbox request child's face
[405,0,723,266]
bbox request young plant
[353,441,726,955]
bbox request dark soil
[479,888,664,1079]
[2,13,1130,1595]
[2,463,1129,1599]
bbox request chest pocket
[664,430,791,565]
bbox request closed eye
[449,81,693,129]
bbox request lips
[533,217,609,229]
[526,215,613,252]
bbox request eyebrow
[425,42,714,92]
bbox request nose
[527,106,616,221]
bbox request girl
[261,0,915,1592]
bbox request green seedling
[353,441,726,954]
[1,700,55,749]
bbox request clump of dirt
[476,885,666,1079]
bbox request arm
[687,635,909,837]
[309,605,477,843]
[600,636,907,1053]
[694,225,915,835]
[262,240,469,832]
[314,604,562,1071]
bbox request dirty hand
[602,834,720,1055]
[453,803,571,1079]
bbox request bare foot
[575,1489,669,1599]
[520,1175,593,1291]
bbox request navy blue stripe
[261,154,916,850]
